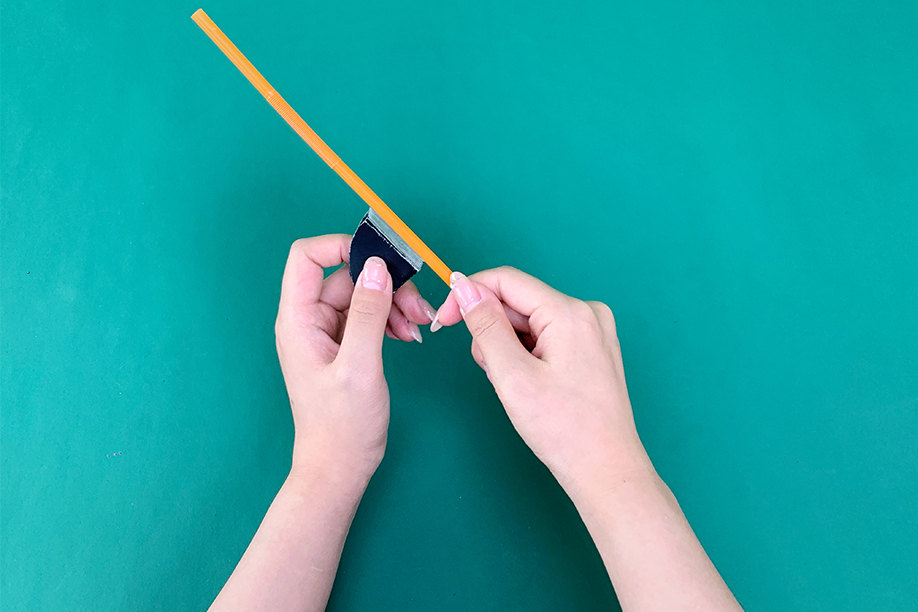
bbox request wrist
[291,433,383,486]
[557,441,658,509]
[288,452,377,500]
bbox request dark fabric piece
[348,213,419,291]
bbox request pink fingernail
[417,297,436,322]
[408,321,423,343]
[430,310,442,332]
[449,272,481,315]
[359,257,388,291]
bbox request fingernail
[359,257,387,291]
[449,271,481,315]
[430,310,442,332]
[408,321,423,343]
[418,297,437,322]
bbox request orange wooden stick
[191,8,452,285]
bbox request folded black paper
[348,209,423,291]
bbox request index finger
[279,235,351,311]
[434,266,568,328]
[472,267,568,315]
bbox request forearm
[208,467,369,612]
[569,461,742,612]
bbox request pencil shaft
[192,9,452,285]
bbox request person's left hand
[275,234,436,484]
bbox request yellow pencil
[191,8,452,285]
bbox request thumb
[450,271,532,375]
[338,256,393,365]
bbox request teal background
[3,0,917,609]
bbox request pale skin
[208,234,744,612]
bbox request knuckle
[468,308,502,339]
[288,238,309,259]
[587,300,616,325]
[473,265,517,281]
[568,299,595,321]
[600,305,618,335]
[349,294,387,320]
[583,301,618,344]
[565,299,603,336]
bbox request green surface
[3,0,917,609]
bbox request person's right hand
[431,267,653,495]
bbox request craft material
[349,209,423,290]
[191,9,452,285]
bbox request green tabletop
[3,1,917,609]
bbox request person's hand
[432,267,653,495]
[274,235,436,485]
